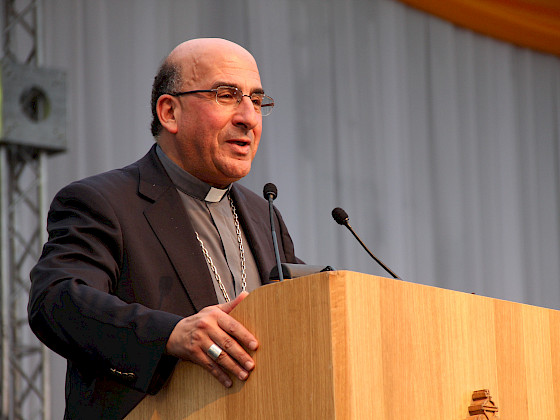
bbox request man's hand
[165,292,258,388]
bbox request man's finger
[217,291,249,314]
[215,293,259,353]
[205,342,250,382]
[204,356,233,388]
[215,312,258,352]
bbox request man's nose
[233,96,260,129]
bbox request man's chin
[207,170,250,188]
[223,163,252,182]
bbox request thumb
[218,291,249,314]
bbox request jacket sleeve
[28,180,182,394]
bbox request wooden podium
[126,271,560,419]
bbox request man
[28,38,301,419]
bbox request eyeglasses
[169,86,275,116]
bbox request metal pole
[1,147,13,420]
[38,152,50,420]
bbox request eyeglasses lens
[215,87,274,116]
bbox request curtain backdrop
[41,0,560,416]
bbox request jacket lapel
[137,146,218,311]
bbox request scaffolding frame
[1,1,51,419]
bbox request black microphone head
[263,183,278,200]
[332,207,349,225]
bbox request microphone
[332,207,401,280]
[263,183,284,282]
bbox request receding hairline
[164,38,257,75]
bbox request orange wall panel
[396,0,560,56]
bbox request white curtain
[41,0,560,415]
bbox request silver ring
[207,343,223,361]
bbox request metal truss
[1,1,51,419]
[3,0,42,65]
[1,147,50,420]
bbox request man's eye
[217,88,238,101]
[251,95,263,106]
[218,93,234,99]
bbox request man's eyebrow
[211,81,265,94]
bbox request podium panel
[126,271,560,419]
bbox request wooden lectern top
[126,271,560,420]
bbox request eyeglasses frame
[168,86,274,116]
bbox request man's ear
[157,95,179,134]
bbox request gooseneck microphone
[332,207,401,280]
[263,183,284,282]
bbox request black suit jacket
[28,145,300,419]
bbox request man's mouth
[227,139,251,147]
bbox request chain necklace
[195,194,247,302]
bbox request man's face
[171,45,263,188]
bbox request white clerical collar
[205,187,228,203]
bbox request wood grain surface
[127,271,560,419]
